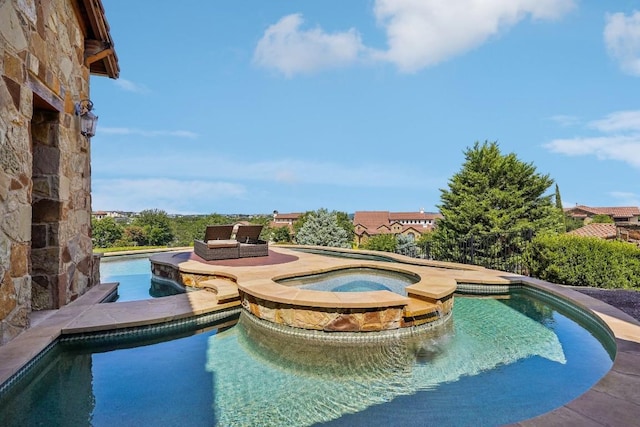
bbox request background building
[353,210,442,246]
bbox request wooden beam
[85,48,113,66]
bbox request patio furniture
[194,225,239,260]
[204,224,234,241]
[235,225,269,258]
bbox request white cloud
[92,178,246,214]
[589,110,640,132]
[545,109,640,169]
[610,191,640,206]
[372,0,575,72]
[93,152,437,190]
[549,114,580,127]
[254,1,575,75]
[604,11,640,76]
[114,78,150,94]
[100,127,198,139]
[544,134,640,168]
[253,14,366,77]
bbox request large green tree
[91,217,123,248]
[295,208,351,248]
[131,209,174,246]
[434,141,563,244]
[294,210,354,243]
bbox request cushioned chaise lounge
[194,224,239,260]
[236,224,269,258]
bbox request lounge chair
[194,225,239,260]
[235,225,269,257]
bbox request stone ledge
[200,279,240,303]
[406,277,457,301]
[241,280,410,309]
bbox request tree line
[92,211,271,248]
[92,141,640,289]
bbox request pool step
[406,277,457,302]
[404,297,438,317]
[199,279,240,303]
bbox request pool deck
[1,246,639,424]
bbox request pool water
[101,257,185,301]
[0,258,615,426]
[279,267,416,295]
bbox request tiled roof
[566,205,640,218]
[353,211,440,236]
[568,223,618,239]
[274,213,302,220]
[389,212,443,220]
[353,211,390,231]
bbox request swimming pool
[101,256,185,301]
[0,256,615,426]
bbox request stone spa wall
[240,291,454,333]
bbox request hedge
[525,234,640,289]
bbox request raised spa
[276,267,417,295]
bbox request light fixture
[75,99,98,138]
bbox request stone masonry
[0,0,118,345]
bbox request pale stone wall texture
[0,0,96,344]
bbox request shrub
[525,234,640,289]
[362,234,397,252]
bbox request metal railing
[397,229,535,275]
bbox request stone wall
[0,0,96,344]
[240,291,454,332]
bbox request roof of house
[353,211,391,231]
[353,211,440,236]
[389,212,443,221]
[565,205,640,218]
[274,213,302,220]
[568,223,618,239]
[73,0,120,78]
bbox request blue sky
[90,1,640,215]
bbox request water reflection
[0,348,95,426]
[237,312,455,379]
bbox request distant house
[269,211,302,233]
[92,210,120,220]
[353,210,442,246]
[564,205,640,225]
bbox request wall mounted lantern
[75,99,98,138]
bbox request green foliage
[525,234,640,289]
[294,210,353,243]
[93,245,166,254]
[396,234,418,255]
[122,225,146,246]
[591,214,614,224]
[433,141,563,259]
[564,215,584,232]
[554,183,563,211]
[415,231,434,246]
[295,208,351,248]
[270,226,292,243]
[171,213,229,246]
[131,209,174,246]
[91,217,123,248]
[362,234,397,252]
[335,211,355,242]
[292,212,311,236]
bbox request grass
[93,245,169,254]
